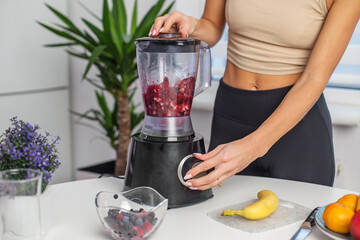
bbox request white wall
[0,0,73,184]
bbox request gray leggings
[209,80,335,186]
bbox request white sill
[192,81,360,127]
[324,88,360,127]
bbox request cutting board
[207,199,311,233]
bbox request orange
[337,194,358,212]
[323,203,355,234]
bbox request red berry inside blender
[142,76,195,117]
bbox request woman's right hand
[149,11,198,38]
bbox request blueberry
[150,217,158,225]
[124,221,133,230]
[130,228,137,237]
[130,215,136,223]
[148,212,155,219]
[119,221,125,228]
[135,217,143,226]
[108,209,119,218]
[121,211,128,217]
[123,216,130,224]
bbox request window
[327,22,360,90]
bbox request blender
[123,33,213,208]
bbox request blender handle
[194,41,212,96]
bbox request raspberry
[142,220,153,233]
[143,76,195,117]
[132,226,144,238]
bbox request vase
[40,185,53,235]
[0,169,43,240]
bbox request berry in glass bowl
[95,187,168,240]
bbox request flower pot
[40,185,54,235]
[0,169,54,239]
[0,169,43,240]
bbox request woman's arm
[185,0,360,190]
[149,0,226,47]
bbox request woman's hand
[149,11,198,38]
[183,136,267,190]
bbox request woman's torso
[223,0,332,90]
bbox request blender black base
[123,133,213,208]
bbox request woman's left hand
[183,136,266,190]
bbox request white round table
[44,175,356,240]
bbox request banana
[221,190,279,220]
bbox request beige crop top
[225,0,328,75]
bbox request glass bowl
[95,186,168,240]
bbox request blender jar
[135,33,211,139]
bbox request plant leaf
[129,0,172,51]
[109,3,124,61]
[38,22,94,51]
[134,0,165,38]
[78,1,101,22]
[55,23,97,45]
[102,0,111,34]
[44,42,77,47]
[45,4,82,36]
[160,0,175,17]
[66,50,89,60]
[95,91,112,128]
[112,0,127,34]
[82,45,106,80]
[130,109,145,131]
[71,109,99,121]
[82,18,108,44]
[81,19,118,59]
[85,77,105,90]
[130,0,138,35]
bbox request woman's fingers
[184,149,224,181]
[160,11,192,37]
[194,144,226,161]
[149,14,169,36]
[189,169,233,191]
[159,11,181,33]
[149,11,196,38]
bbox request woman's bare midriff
[222,60,302,91]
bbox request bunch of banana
[221,190,279,220]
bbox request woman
[149,0,360,189]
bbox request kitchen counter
[45,175,356,240]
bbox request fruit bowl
[315,206,352,240]
[95,187,168,240]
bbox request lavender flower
[0,117,61,192]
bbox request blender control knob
[177,154,208,186]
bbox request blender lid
[135,32,201,53]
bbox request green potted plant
[38,0,174,176]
